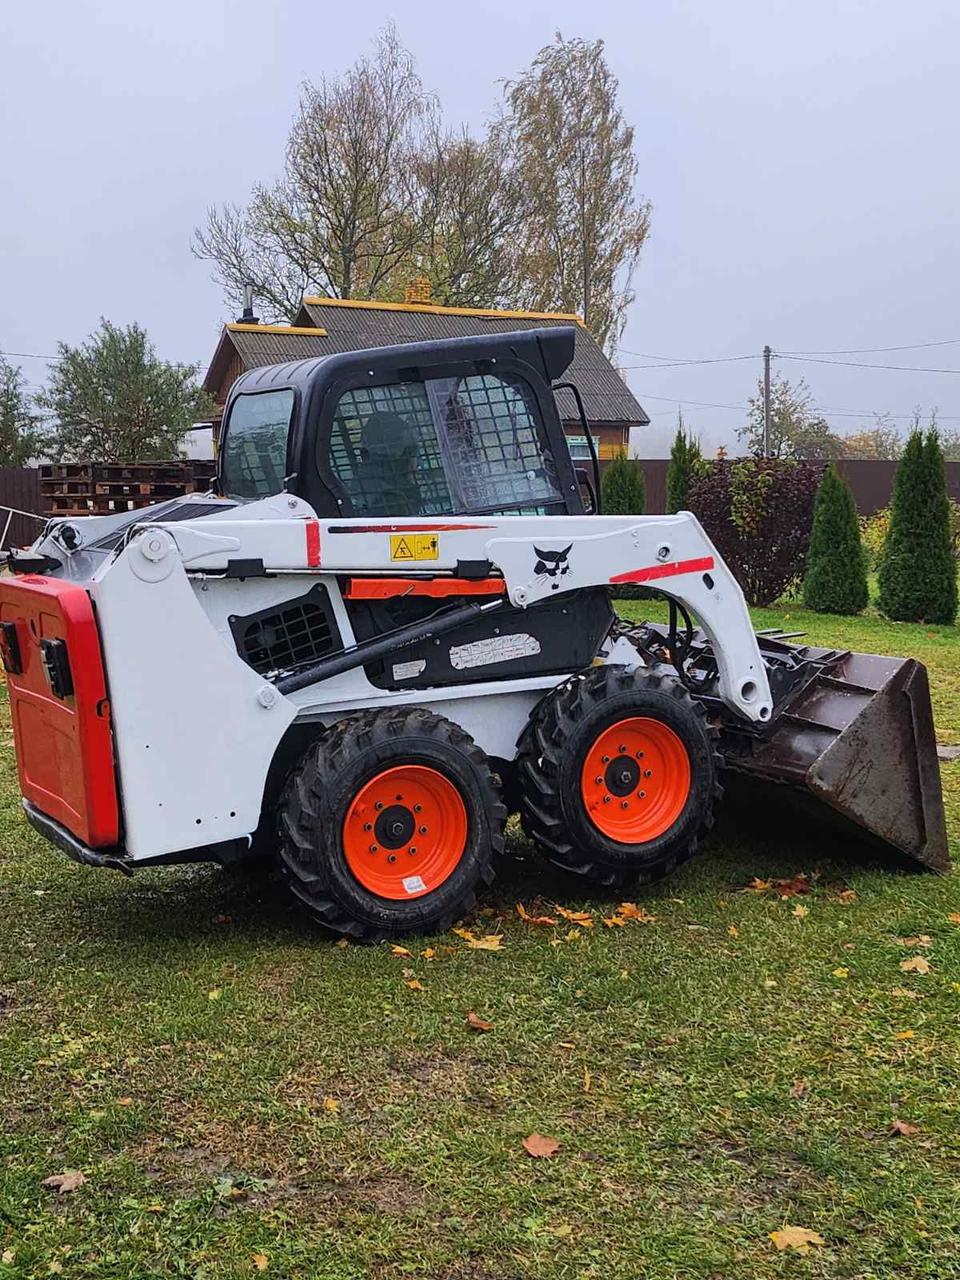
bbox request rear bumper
[22,799,132,875]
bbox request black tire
[517,665,719,888]
[277,707,505,940]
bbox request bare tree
[502,35,651,350]
[410,124,526,307]
[838,417,904,459]
[740,374,845,459]
[194,25,432,319]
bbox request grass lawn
[1,599,959,1279]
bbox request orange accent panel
[344,577,505,600]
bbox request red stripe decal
[328,523,495,534]
[305,519,321,566]
[610,555,714,585]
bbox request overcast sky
[2,0,959,455]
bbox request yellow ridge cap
[227,323,329,336]
[300,296,585,326]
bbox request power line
[617,349,758,367]
[778,354,960,375]
[782,337,960,356]
[0,349,62,362]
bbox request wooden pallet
[40,461,217,518]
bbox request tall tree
[502,35,651,349]
[740,373,844,460]
[38,321,211,463]
[194,25,433,319]
[878,429,957,624]
[0,356,44,466]
[802,464,868,614]
[665,414,706,513]
[601,450,646,515]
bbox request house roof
[204,299,648,427]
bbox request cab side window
[221,390,294,501]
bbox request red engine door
[0,575,119,848]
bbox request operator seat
[358,411,423,515]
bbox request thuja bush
[688,458,824,606]
[803,464,868,614]
[879,430,957,624]
[602,451,646,515]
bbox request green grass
[1,600,959,1279]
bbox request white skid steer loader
[0,328,948,938]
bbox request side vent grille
[230,586,340,677]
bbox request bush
[859,507,890,571]
[666,427,707,513]
[602,451,646,515]
[688,458,823,606]
[878,430,958,623]
[803,464,868,614]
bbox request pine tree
[602,450,646,515]
[802,464,868,614]
[878,430,958,623]
[666,420,706,513]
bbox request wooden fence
[0,467,43,549]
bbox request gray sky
[2,0,959,456]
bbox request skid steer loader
[0,327,949,938]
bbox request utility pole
[762,344,772,456]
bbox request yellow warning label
[390,533,439,562]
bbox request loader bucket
[723,650,950,872]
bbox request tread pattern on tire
[277,706,505,940]
[517,664,721,888]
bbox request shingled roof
[204,300,648,427]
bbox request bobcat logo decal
[533,544,573,590]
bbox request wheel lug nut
[602,795,611,804]
[595,775,603,784]
[414,804,422,813]
[621,800,629,809]
[618,744,626,753]
[601,755,610,764]
[636,751,644,759]
[644,769,652,778]
[375,801,384,811]
[387,854,397,863]
[419,825,427,834]
[363,822,372,831]
[639,791,646,799]
[408,846,417,855]
[369,844,378,853]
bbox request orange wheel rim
[580,717,691,843]
[343,765,467,900]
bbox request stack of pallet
[40,461,217,518]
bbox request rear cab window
[221,389,295,500]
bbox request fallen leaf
[116,1097,134,1106]
[452,927,476,942]
[463,933,503,951]
[466,1011,493,1032]
[41,1170,85,1193]
[517,902,558,926]
[763,977,778,989]
[947,912,960,925]
[888,1119,919,1137]
[555,906,594,928]
[792,903,808,918]
[405,979,425,991]
[252,1254,269,1272]
[832,967,850,979]
[335,938,350,949]
[208,988,222,1001]
[602,915,626,928]
[322,1096,339,1112]
[49,1263,63,1276]
[837,888,857,903]
[745,877,773,893]
[894,1029,916,1040]
[420,948,436,960]
[774,874,812,899]
[583,1067,591,1092]
[145,1203,165,1213]
[391,945,412,957]
[890,987,922,999]
[2,1250,15,1265]
[898,935,933,948]
[728,925,739,939]
[789,1079,807,1099]
[617,902,657,923]
[523,1133,560,1158]
[769,1225,825,1254]
[900,955,932,975]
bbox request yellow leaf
[890,987,922,999]
[792,904,808,918]
[405,979,425,991]
[947,912,960,925]
[832,967,850,979]
[900,955,932,975]
[146,1203,165,1213]
[420,948,436,960]
[894,1029,916,1040]
[769,1225,825,1254]
[208,988,222,1001]
[564,929,581,942]
[745,877,773,893]
[116,1097,134,1107]
[728,925,739,939]
[837,888,857,903]
[322,1096,339,1112]
[335,938,350,949]
[898,935,933,948]
[463,933,503,951]
[602,915,626,928]
[391,945,412,957]
[1,1250,15,1265]
[618,902,657,923]
[49,1263,63,1276]
[763,977,778,989]
[252,1253,269,1272]
[583,1067,591,1092]
[452,927,476,942]
[555,905,594,928]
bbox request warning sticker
[402,875,427,895]
[390,533,439,562]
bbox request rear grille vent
[231,586,340,677]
